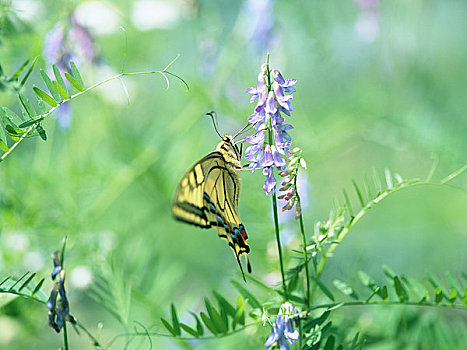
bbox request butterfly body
[172,135,251,280]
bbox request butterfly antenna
[206,111,223,139]
[233,122,252,140]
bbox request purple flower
[47,251,76,333]
[43,15,97,128]
[265,302,299,350]
[262,166,276,196]
[278,148,307,219]
[244,62,297,195]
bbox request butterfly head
[216,135,241,167]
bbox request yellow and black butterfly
[172,115,252,280]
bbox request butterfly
[172,121,252,281]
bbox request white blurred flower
[264,271,281,287]
[354,0,380,43]
[131,0,181,30]
[70,266,93,289]
[74,1,120,35]
[11,0,43,21]
[3,232,30,253]
[98,230,117,253]
[92,65,135,105]
[23,251,45,272]
[0,316,20,345]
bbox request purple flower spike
[265,302,299,350]
[244,62,296,196]
[263,166,276,196]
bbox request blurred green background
[0,0,466,349]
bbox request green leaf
[372,167,382,194]
[232,297,248,330]
[418,291,428,303]
[231,280,261,309]
[5,125,19,141]
[382,265,396,279]
[448,289,456,305]
[204,297,224,332]
[342,188,354,218]
[394,276,407,302]
[170,303,181,336]
[18,273,36,292]
[160,317,177,337]
[200,312,218,335]
[40,69,61,102]
[9,272,29,291]
[209,306,228,334]
[18,117,44,128]
[0,127,8,152]
[213,290,236,318]
[19,93,36,119]
[20,56,39,87]
[70,61,85,88]
[363,172,372,199]
[3,107,24,127]
[37,100,48,114]
[33,86,57,107]
[381,285,388,301]
[463,288,467,306]
[435,287,443,304]
[365,287,380,302]
[65,72,84,92]
[53,64,67,93]
[312,277,335,301]
[11,58,31,81]
[324,335,335,350]
[352,180,365,207]
[384,168,393,189]
[333,279,359,300]
[350,332,360,350]
[179,323,199,337]
[31,278,45,296]
[190,312,204,336]
[445,271,462,297]
[0,276,11,287]
[52,80,68,100]
[36,124,47,141]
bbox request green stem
[63,322,69,350]
[272,193,288,300]
[298,206,310,308]
[0,56,187,163]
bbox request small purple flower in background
[241,0,275,51]
[264,302,299,350]
[354,0,380,43]
[278,147,307,219]
[47,251,76,333]
[244,61,296,196]
[43,15,98,128]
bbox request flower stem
[293,175,311,308]
[298,210,310,308]
[272,193,288,300]
[63,322,69,350]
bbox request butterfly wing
[172,151,251,280]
